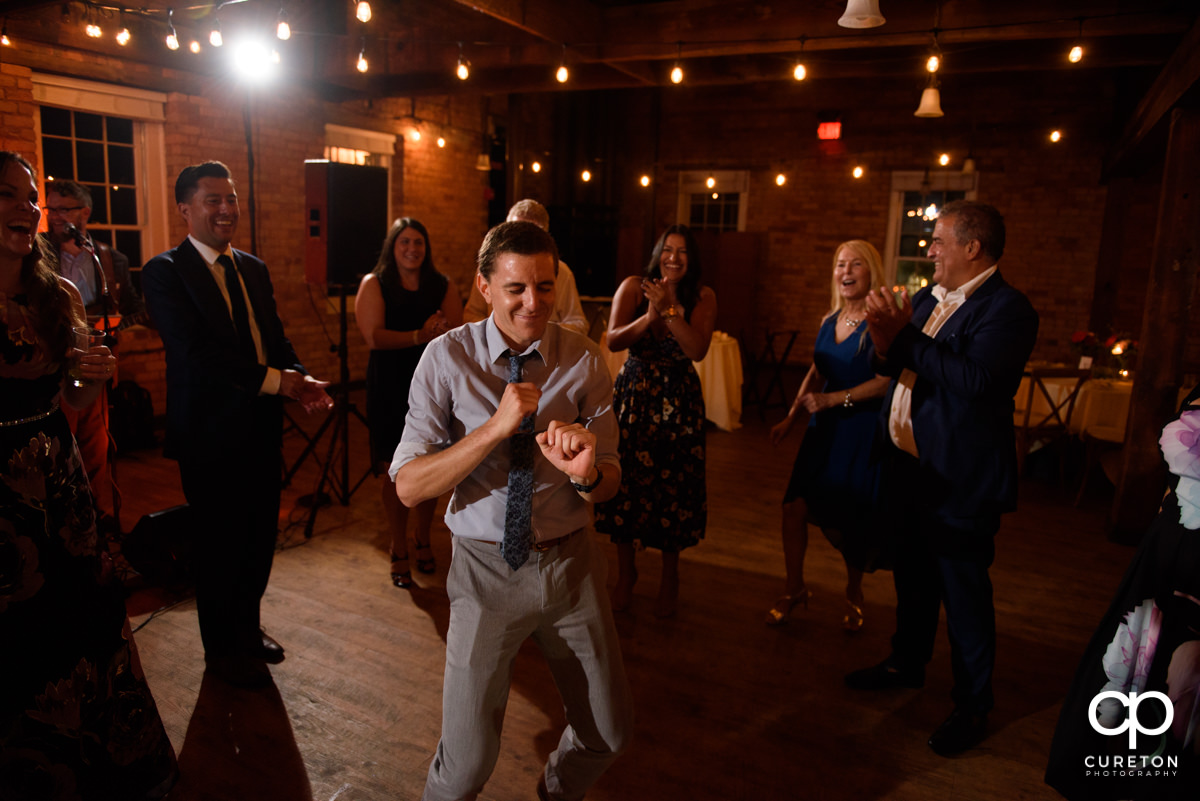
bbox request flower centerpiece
[1105,333,1138,379]
[1070,330,1101,369]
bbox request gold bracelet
[661,305,679,320]
[412,330,421,346]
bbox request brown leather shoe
[256,630,286,664]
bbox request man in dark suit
[142,161,332,687]
[846,201,1039,755]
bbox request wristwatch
[571,468,604,493]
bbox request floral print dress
[595,329,707,552]
[0,291,177,800]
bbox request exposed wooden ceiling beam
[1105,18,1200,178]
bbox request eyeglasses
[44,205,85,215]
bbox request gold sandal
[765,589,811,626]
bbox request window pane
[705,204,720,226]
[114,231,142,274]
[90,230,113,247]
[689,203,704,226]
[75,142,105,182]
[897,259,934,296]
[42,139,74,180]
[74,111,104,141]
[89,185,109,224]
[723,201,737,226]
[108,144,135,184]
[109,186,137,225]
[106,117,134,144]
[41,106,72,137]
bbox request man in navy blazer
[845,201,1039,756]
[143,161,332,687]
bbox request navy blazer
[874,271,1039,521]
[142,238,304,462]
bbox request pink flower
[1099,599,1161,729]
[1161,410,1200,529]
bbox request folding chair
[1014,366,1091,478]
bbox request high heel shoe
[842,599,865,632]
[765,589,811,626]
[390,552,413,589]
[415,544,436,575]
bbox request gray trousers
[422,532,634,801]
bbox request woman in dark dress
[595,224,717,618]
[0,151,178,799]
[765,240,890,630]
[1045,384,1200,801]
[355,218,462,588]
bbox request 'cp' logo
[1088,690,1175,748]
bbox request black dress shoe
[255,630,286,665]
[928,708,988,756]
[207,654,271,688]
[844,659,925,690]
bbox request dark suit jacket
[142,238,304,462]
[874,271,1039,522]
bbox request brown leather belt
[481,528,580,552]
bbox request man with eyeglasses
[43,180,146,324]
[39,180,148,532]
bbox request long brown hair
[2,151,76,361]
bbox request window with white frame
[677,170,748,232]
[323,124,395,173]
[33,75,169,274]
[882,170,977,295]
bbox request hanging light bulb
[670,41,683,84]
[276,8,291,40]
[410,128,421,142]
[189,39,201,54]
[852,165,865,178]
[938,153,950,166]
[436,136,446,148]
[357,48,369,73]
[640,174,651,187]
[914,73,944,118]
[456,43,469,80]
[356,1,372,23]
[85,12,102,38]
[926,54,940,73]
[793,63,807,81]
[775,173,787,186]
[1050,129,1062,142]
[271,49,281,64]
[581,169,592,182]
[531,161,542,173]
[705,176,716,189]
[116,26,131,46]
[165,10,179,51]
[209,19,223,48]
[1,19,11,46]
[556,44,569,83]
[1068,45,1083,63]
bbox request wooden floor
[116,393,1134,801]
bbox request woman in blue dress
[765,240,890,631]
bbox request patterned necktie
[502,351,536,570]
[218,254,258,364]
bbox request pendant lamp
[838,0,885,29]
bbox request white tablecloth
[599,330,743,431]
[1015,375,1191,441]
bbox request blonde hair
[828,240,885,315]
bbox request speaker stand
[298,287,372,538]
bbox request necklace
[841,311,864,328]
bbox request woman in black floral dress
[0,151,178,800]
[595,224,717,618]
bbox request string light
[556,44,569,83]
[775,173,786,186]
[938,153,950,166]
[1,19,10,46]
[276,7,291,40]
[165,10,179,51]
[86,19,102,38]
[852,165,865,178]
[209,19,223,48]
[189,40,201,54]
[926,54,940,73]
[793,63,807,81]
[640,174,651,187]
[436,136,445,148]
[531,161,542,173]
[356,45,368,72]
[670,42,683,84]
[116,26,131,46]
[705,176,716,189]
[1069,17,1084,63]
[581,169,592,182]
[1050,129,1062,142]
[356,1,372,24]
[456,43,469,80]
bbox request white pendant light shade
[838,0,885,29]
[914,87,944,118]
